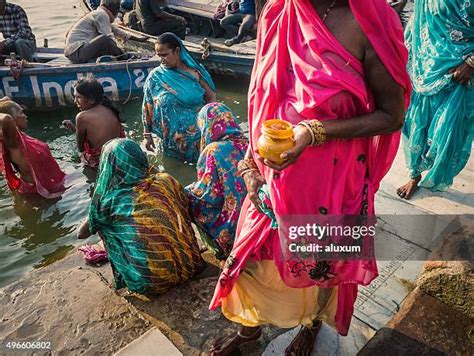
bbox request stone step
[115,328,182,356]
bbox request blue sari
[403,0,473,191]
[185,103,248,259]
[142,34,216,163]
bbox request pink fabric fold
[210,0,411,336]
[0,131,66,198]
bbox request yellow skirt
[221,260,338,328]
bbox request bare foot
[210,326,261,356]
[285,320,322,356]
[397,175,422,200]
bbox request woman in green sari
[77,138,204,295]
[397,0,473,198]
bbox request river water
[0,0,249,287]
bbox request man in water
[136,0,186,39]
[0,0,36,61]
[62,78,125,169]
[65,0,147,64]
[0,99,66,198]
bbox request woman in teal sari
[77,138,204,295]
[397,0,473,198]
[143,33,216,163]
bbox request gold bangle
[465,55,474,69]
[237,158,258,176]
[307,119,327,146]
[240,168,259,177]
[298,119,326,146]
[297,120,316,145]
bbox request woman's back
[78,104,124,149]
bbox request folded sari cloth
[88,138,203,295]
[402,0,473,191]
[210,0,411,336]
[81,125,126,168]
[0,131,66,198]
[185,102,248,259]
[142,33,216,163]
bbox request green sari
[88,138,203,294]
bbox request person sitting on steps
[221,0,256,46]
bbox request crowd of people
[0,0,472,355]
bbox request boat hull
[0,57,161,111]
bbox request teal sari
[88,138,203,295]
[403,0,473,191]
[142,34,216,163]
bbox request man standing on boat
[0,0,36,61]
[65,0,147,64]
[136,0,187,39]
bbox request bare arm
[261,40,406,172]
[323,42,405,140]
[201,78,217,103]
[76,114,87,153]
[0,114,20,149]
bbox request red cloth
[81,125,126,169]
[0,131,66,198]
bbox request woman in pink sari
[209,0,411,355]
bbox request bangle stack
[298,119,327,146]
[464,55,474,69]
[237,158,259,177]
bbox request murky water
[0,1,249,287]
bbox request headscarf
[197,102,246,151]
[145,33,216,108]
[89,138,148,233]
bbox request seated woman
[0,100,65,198]
[142,32,216,163]
[185,103,248,260]
[77,138,204,295]
[63,78,125,169]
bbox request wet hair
[156,33,181,52]
[0,100,19,117]
[100,0,121,16]
[74,78,123,122]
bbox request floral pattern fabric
[142,33,215,163]
[185,103,248,259]
[403,0,473,190]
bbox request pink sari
[0,131,66,198]
[210,0,411,335]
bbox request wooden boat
[0,47,162,111]
[82,0,256,78]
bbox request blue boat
[0,48,162,111]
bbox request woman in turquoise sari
[397,0,473,198]
[143,33,216,163]
[185,103,248,260]
[77,138,204,295]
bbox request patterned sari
[88,138,203,295]
[403,0,473,191]
[185,103,248,259]
[142,34,216,163]
[210,0,411,336]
